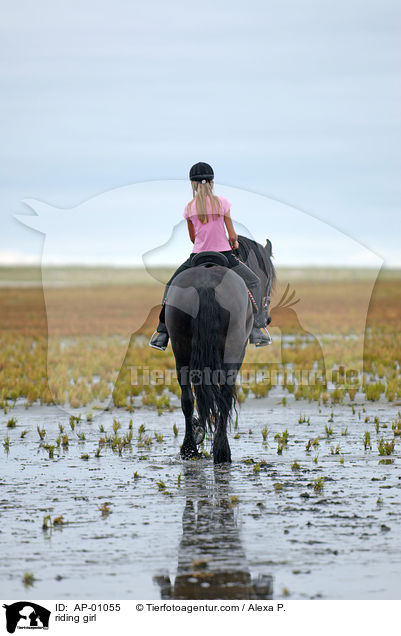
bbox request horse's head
[236,236,276,326]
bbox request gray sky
[1,0,400,266]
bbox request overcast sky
[0,0,400,266]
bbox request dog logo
[3,602,51,633]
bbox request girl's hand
[231,238,239,250]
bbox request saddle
[191,251,229,268]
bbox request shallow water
[1,392,400,600]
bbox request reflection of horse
[166,239,275,464]
[153,465,273,600]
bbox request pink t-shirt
[184,195,232,253]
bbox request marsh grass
[61,434,69,448]
[298,414,310,425]
[392,413,401,436]
[99,502,111,516]
[37,425,46,440]
[22,571,35,588]
[1,269,401,416]
[156,480,166,491]
[313,476,325,492]
[69,414,81,431]
[378,438,395,456]
[43,444,55,459]
[364,382,385,402]
[363,431,372,450]
[325,424,333,438]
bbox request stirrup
[249,327,272,347]
[149,331,169,351]
[256,327,272,347]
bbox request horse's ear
[265,238,272,258]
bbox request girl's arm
[224,210,239,249]
[187,219,195,243]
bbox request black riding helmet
[189,162,214,182]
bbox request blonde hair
[186,180,222,224]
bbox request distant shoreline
[0,264,398,287]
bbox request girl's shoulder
[183,198,195,219]
[217,195,232,214]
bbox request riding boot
[249,326,272,346]
[149,307,170,350]
[149,330,169,350]
[249,302,272,346]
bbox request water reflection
[154,464,273,600]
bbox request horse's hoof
[192,417,205,445]
[180,446,199,460]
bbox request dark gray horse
[165,253,252,463]
[165,239,275,464]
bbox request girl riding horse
[149,162,271,349]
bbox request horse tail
[190,286,236,437]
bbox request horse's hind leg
[213,421,231,464]
[179,377,198,460]
[213,385,232,464]
[213,413,231,463]
[213,383,233,464]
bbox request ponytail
[186,181,222,224]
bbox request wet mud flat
[1,392,401,600]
